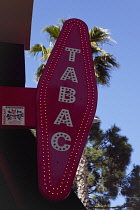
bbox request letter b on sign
[58,86,76,103]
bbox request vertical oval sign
[36,18,98,201]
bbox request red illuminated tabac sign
[0,18,97,201]
[36,19,97,201]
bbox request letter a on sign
[36,19,98,201]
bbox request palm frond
[42,25,61,46]
[91,42,106,54]
[94,53,119,85]
[30,20,119,86]
[94,62,111,85]
[29,44,44,57]
[41,19,65,47]
[40,48,52,61]
[59,19,66,24]
[42,25,61,38]
[35,64,45,82]
[29,44,51,61]
[89,27,117,45]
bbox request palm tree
[29,19,119,209]
[29,20,119,83]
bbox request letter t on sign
[65,47,81,62]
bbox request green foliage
[84,122,132,207]
[29,44,51,61]
[41,19,64,47]
[89,27,116,44]
[94,53,119,85]
[42,25,61,44]
[121,165,140,209]
[35,64,45,82]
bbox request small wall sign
[2,106,25,126]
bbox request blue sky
[25,0,140,205]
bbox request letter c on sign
[51,132,71,151]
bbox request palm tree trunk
[75,150,90,210]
